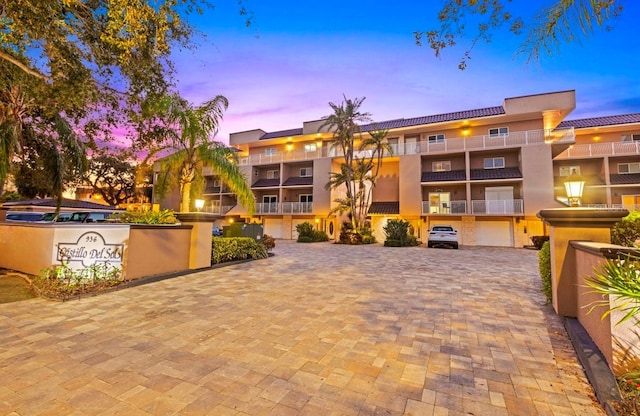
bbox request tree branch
[0,51,50,81]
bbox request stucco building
[165,90,640,247]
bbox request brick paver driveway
[0,242,602,415]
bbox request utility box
[241,223,264,242]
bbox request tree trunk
[180,181,191,212]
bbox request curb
[563,317,621,415]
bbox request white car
[427,225,458,249]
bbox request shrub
[530,235,549,250]
[296,222,329,242]
[612,211,640,247]
[110,209,178,224]
[538,241,552,304]
[362,234,377,244]
[262,234,276,252]
[383,219,419,247]
[211,237,268,264]
[295,222,315,238]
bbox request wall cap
[175,213,218,223]
[537,208,628,228]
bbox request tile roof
[252,178,280,188]
[368,201,400,215]
[258,106,506,140]
[2,198,116,210]
[282,177,314,186]
[609,173,640,185]
[558,113,640,129]
[421,170,466,182]
[470,167,522,180]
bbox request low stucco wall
[0,223,56,276]
[571,241,640,375]
[0,223,196,282]
[124,225,192,280]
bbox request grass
[0,272,36,303]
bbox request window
[428,134,445,143]
[266,170,279,179]
[265,148,277,156]
[484,157,505,169]
[432,161,451,172]
[304,143,317,152]
[428,192,450,214]
[559,166,580,176]
[618,162,640,174]
[300,167,313,177]
[213,179,221,187]
[489,127,509,137]
[299,194,313,203]
[633,134,640,141]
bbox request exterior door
[262,195,278,214]
[299,194,313,213]
[428,192,450,214]
[485,186,514,214]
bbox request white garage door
[475,220,513,247]
[263,219,283,239]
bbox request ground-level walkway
[0,242,603,415]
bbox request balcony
[555,141,640,159]
[422,200,467,215]
[203,205,235,215]
[471,199,523,215]
[255,202,314,215]
[238,128,575,165]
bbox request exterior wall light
[564,173,585,207]
[194,199,205,212]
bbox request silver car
[427,225,458,249]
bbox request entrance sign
[53,225,129,271]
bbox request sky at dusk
[169,1,640,144]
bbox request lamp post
[194,199,205,212]
[564,173,585,207]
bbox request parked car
[427,225,458,249]
[5,211,46,222]
[212,226,223,237]
[68,211,114,223]
[39,212,72,222]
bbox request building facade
[168,90,640,247]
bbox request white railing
[471,199,524,215]
[282,202,313,214]
[203,205,235,215]
[421,200,467,214]
[256,203,281,214]
[238,128,575,165]
[555,141,640,159]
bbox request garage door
[263,219,283,239]
[475,220,512,247]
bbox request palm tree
[320,96,371,229]
[359,127,391,219]
[153,94,254,213]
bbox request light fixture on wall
[194,199,205,212]
[564,172,585,207]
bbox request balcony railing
[555,141,640,159]
[203,205,235,215]
[255,202,314,215]
[421,200,467,215]
[471,199,523,215]
[238,128,575,165]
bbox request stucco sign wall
[52,225,130,271]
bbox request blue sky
[170,1,640,143]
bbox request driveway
[0,242,602,415]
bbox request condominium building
[190,90,587,247]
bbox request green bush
[296,222,329,242]
[211,237,268,264]
[611,211,640,247]
[295,222,315,238]
[110,209,178,224]
[538,241,552,304]
[262,234,276,252]
[383,219,419,247]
